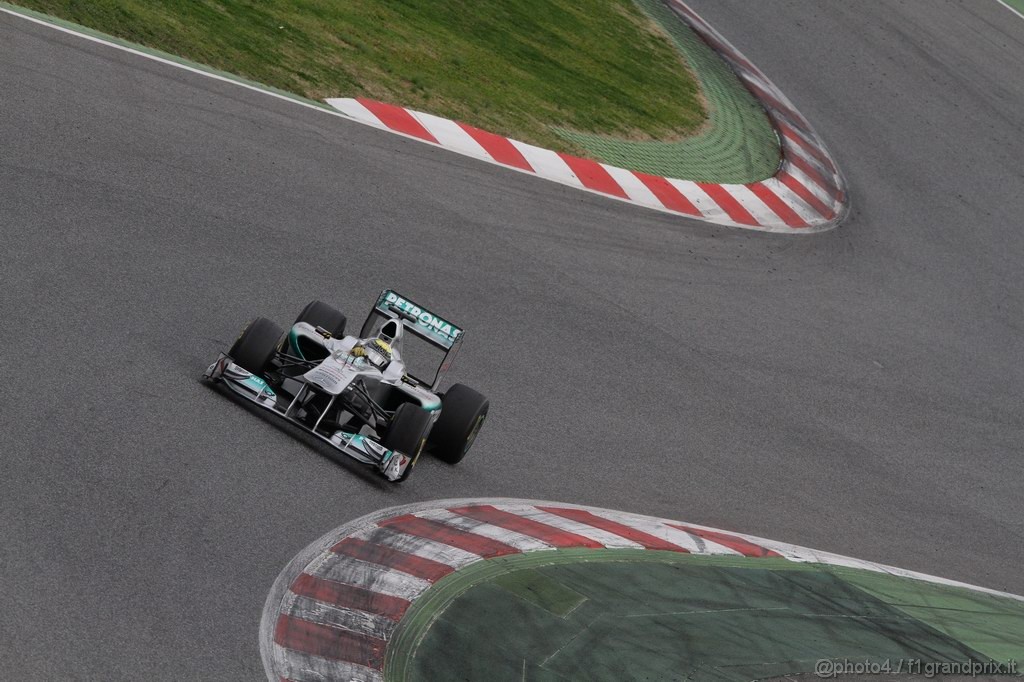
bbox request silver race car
[204,289,488,482]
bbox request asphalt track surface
[1,1,1022,679]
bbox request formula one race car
[204,290,488,482]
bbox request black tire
[429,384,488,464]
[382,403,433,481]
[295,300,347,338]
[229,317,284,376]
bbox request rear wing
[359,289,463,389]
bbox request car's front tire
[229,317,284,376]
[430,384,488,464]
[383,403,433,481]
[295,300,347,338]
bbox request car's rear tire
[295,300,347,338]
[229,317,284,376]
[383,403,433,481]
[430,384,488,464]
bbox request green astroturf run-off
[385,551,1024,682]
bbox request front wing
[203,354,413,481]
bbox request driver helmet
[362,338,392,369]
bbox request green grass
[559,0,781,181]
[1000,0,1024,17]
[15,0,708,154]
[387,551,1024,682]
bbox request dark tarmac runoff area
[1,0,1023,678]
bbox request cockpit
[354,319,404,371]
